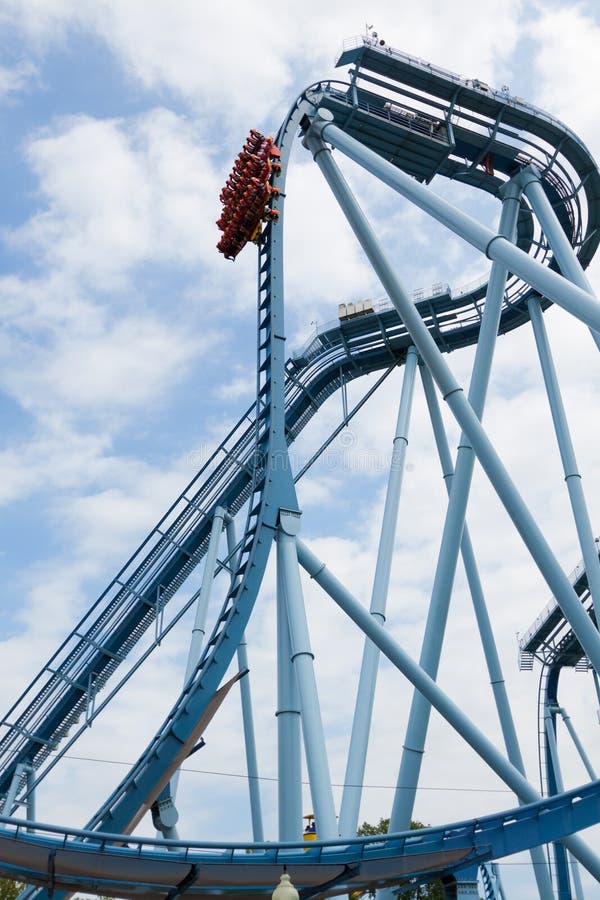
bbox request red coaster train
[217,129,281,260]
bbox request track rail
[2,780,600,898]
[1,37,599,894]
[0,249,585,809]
[1,45,598,810]
[0,250,560,807]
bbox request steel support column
[307,114,600,334]
[418,365,554,899]
[390,181,521,832]
[277,510,338,840]
[304,114,600,678]
[520,165,600,351]
[184,506,227,682]
[276,528,302,841]
[558,705,597,780]
[527,295,600,611]
[338,345,418,838]
[594,670,600,709]
[4,763,35,826]
[155,505,228,841]
[545,707,584,899]
[493,863,507,900]
[296,537,600,881]
[226,518,264,842]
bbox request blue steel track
[0,781,599,898]
[1,36,599,898]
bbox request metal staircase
[480,862,503,900]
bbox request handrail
[0,779,599,896]
[0,777,594,851]
[0,63,594,802]
[1,45,599,897]
[519,538,600,653]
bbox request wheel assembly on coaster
[1,34,600,900]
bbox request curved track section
[1,34,600,895]
[0,249,556,809]
[75,98,306,838]
[332,38,600,269]
[2,48,597,805]
[518,542,599,893]
[0,250,542,809]
[519,540,598,800]
[2,782,600,898]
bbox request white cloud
[0,4,599,898]
[0,419,110,506]
[529,3,600,143]
[10,108,223,288]
[0,107,219,480]
[0,0,83,46]
[51,458,193,566]
[0,0,524,129]
[283,157,377,315]
[0,60,37,100]
[215,367,256,403]
[2,312,201,419]
[0,272,104,337]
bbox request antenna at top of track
[1,34,600,900]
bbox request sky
[0,1,600,897]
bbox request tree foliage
[354,819,444,900]
[0,880,23,900]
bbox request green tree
[354,818,444,900]
[0,879,24,900]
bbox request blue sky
[1,1,600,897]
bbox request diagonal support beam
[306,113,600,334]
[295,537,600,882]
[527,294,600,611]
[226,518,265,843]
[557,705,597,781]
[545,707,584,899]
[278,510,338,840]
[390,180,523,835]
[416,365,553,900]
[303,114,600,680]
[519,164,600,351]
[338,345,418,838]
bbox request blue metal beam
[390,181,523,834]
[278,513,337,840]
[304,112,600,691]
[1,778,600,897]
[295,538,600,879]
[310,114,600,335]
[338,345,418,838]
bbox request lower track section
[1,781,600,898]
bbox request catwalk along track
[1,34,600,900]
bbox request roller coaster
[1,33,600,900]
